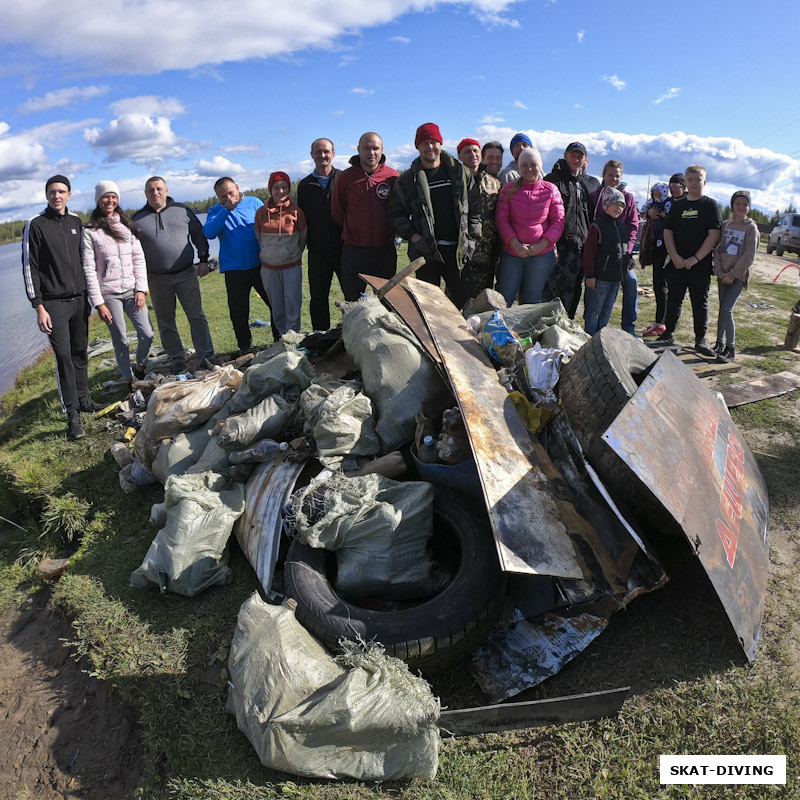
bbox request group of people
[22,123,758,440]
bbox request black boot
[717,345,736,363]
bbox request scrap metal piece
[361,274,441,365]
[719,371,800,408]
[235,457,306,599]
[404,277,583,579]
[438,686,629,737]
[365,256,425,300]
[603,351,769,661]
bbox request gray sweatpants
[103,290,155,380]
[148,267,214,365]
[260,265,302,335]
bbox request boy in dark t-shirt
[657,164,722,355]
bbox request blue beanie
[510,133,533,151]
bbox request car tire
[284,487,507,673]
[766,242,775,255]
[776,243,785,257]
[558,327,657,510]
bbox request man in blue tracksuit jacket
[203,177,277,350]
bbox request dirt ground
[0,587,144,800]
[0,248,798,800]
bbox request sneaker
[695,338,716,358]
[712,341,725,355]
[656,331,675,345]
[67,411,85,441]
[79,398,103,413]
[717,346,736,362]
[173,361,187,375]
[133,364,146,380]
[198,357,215,371]
[642,323,666,337]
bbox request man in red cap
[457,138,500,300]
[388,123,481,308]
[331,131,399,300]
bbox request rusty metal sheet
[438,687,629,737]
[404,277,583,579]
[603,351,769,661]
[719,371,800,408]
[361,274,441,365]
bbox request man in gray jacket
[133,176,214,372]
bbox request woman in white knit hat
[82,180,155,382]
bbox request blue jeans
[496,249,556,306]
[621,268,638,333]
[716,278,744,347]
[584,280,621,335]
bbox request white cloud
[84,115,198,167]
[0,119,97,182]
[19,85,109,114]
[653,87,681,105]
[390,35,411,44]
[0,0,521,74]
[481,114,506,123]
[332,109,345,116]
[577,29,584,43]
[195,156,245,176]
[513,100,527,110]
[350,87,374,95]
[601,74,626,91]
[474,124,800,213]
[110,96,187,117]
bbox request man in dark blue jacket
[22,174,97,440]
[297,138,343,331]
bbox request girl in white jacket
[82,181,155,381]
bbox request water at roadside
[0,240,49,397]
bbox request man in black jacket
[543,142,600,317]
[22,174,96,440]
[297,138,343,331]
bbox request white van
[767,212,800,256]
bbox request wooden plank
[405,277,583,579]
[438,687,630,737]
[719,371,800,408]
[361,274,441,365]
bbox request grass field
[1,248,800,799]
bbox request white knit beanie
[95,180,121,205]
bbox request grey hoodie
[132,197,209,275]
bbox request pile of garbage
[102,283,768,782]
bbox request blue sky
[1,0,798,221]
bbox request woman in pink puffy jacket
[82,180,154,381]
[495,147,565,305]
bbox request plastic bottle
[416,435,439,464]
[228,439,289,464]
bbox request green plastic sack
[226,593,439,781]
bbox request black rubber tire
[776,243,785,257]
[766,242,775,255]
[284,487,506,673]
[559,327,657,462]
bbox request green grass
[2,250,800,799]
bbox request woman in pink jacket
[495,147,565,305]
[82,181,154,381]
